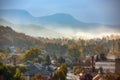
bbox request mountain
[0,9,34,24]
[38,13,85,27]
[0,9,119,39]
[0,19,65,38]
[0,9,101,28]
[37,13,101,29]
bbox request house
[24,63,55,80]
[92,69,118,80]
[95,61,115,73]
[73,56,96,73]
[95,56,120,73]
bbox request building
[73,56,96,74]
[95,61,115,73]
[95,56,120,73]
[24,63,55,80]
[95,40,120,73]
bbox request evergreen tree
[58,56,65,64]
[45,55,51,65]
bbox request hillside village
[0,25,120,80]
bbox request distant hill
[0,9,102,29]
[37,13,101,29]
[0,25,120,56]
[0,19,65,38]
[0,25,43,52]
[0,25,68,55]
[0,9,119,39]
[0,9,34,24]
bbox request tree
[100,53,107,61]
[99,67,103,74]
[14,68,24,80]
[73,66,83,75]
[0,63,4,75]
[38,55,44,63]
[95,55,100,62]
[31,74,43,80]
[0,52,8,63]
[54,68,66,80]
[0,63,14,80]
[23,48,41,61]
[52,54,57,61]
[0,63,27,80]
[54,63,68,80]
[66,44,83,63]
[58,56,65,64]
[67,45,80,58]
[45,55,51,65]
[60,63,68,76]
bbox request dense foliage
[54,63,68,80]
[0,25,120,66]
[0,26,120,58]
[23,48,41,61]
[73,66,83,75]
[0,63,27,80]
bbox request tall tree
[14,68,24,80]
[58,56,65,64]
[100,53,107,61]
[45,55,51,65]
[54,63,68,80]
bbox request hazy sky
[0,0,120,25]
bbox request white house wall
[95,62,115,73]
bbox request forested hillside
[0,25,120,56]
[0,25,43,53]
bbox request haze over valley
[0,9,120,39]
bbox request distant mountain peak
[0,9,32,15]
[38,13,85,27]
[0,9,34,24]
[0,9,97,27]
[48,13,74,18]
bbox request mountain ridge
[0,9,120,39]
[0,9,102,28]
[0,18,66,38]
